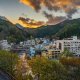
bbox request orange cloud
[18,16,66,28]
[19,0,80,27]
[20,0,80,16]
[20,0,42,12]
[20,0,34,9]
[18,17,45,28]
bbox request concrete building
[23,39,36,47]
[55,36,80,56]
[0,40,11,51]
[42,48,61,59]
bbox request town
[0,36,80,59]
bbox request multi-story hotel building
[55,36,80,56]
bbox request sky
[0,0,80,28]
[0,0,47,23]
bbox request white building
[23,39,36,46]
[55,36,80,56]
[0,40,11,51]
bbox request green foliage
[30,24,64,37]
[60,57,80,80]
[0,50,80,80]
[0,50,19,75]
[0,19,30,43]
[55,19,80,39]
[60,48,74,58]
[28,56,80,80]
[28,57,67,80]
[28,18,80,38]
[0,17,80,40]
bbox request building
[55,36,80,56]
[29,46,36,57]
[23,39,36,47]
[0,40,11,51]
[41,42,61,59]
[42,48,61,59]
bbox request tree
[60,48,74,58]
[0,50,19,75]
[14,53,33,80]
[28,56,67,80]
[60,57,80,80]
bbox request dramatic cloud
[20,0,80,16]
[20,0,42,12]
[43,11,66,25]
[20,0,80,27]
[43,11,53,20]
[18,14,66,28]
[18,17,45,28]
[46,16,66,25]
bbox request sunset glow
[0,0,80,28]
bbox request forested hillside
[0,18,30,43]
[26,18,80,38]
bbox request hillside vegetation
[0,17,80,42]
[0,19,30,43]
[26,18,80,38]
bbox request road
[0,70,12,80]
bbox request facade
[0,36,79,58]
[42,48,61,59]
[0,40,11,51]
[55,36,80,56]
[23,39,36,47]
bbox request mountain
[54,18,80,39]
[24,18,80,39]
[24,22,65,38]
[0,16,30,43]
[0,16,80,42]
